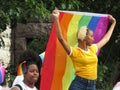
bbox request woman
[11,50,42,90]
[52,9,116,90]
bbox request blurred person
[10,50,42,90]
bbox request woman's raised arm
[96,15,116,49]
[52,10,71,55]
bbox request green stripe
[62,14,83,90]
[78,15,92,29]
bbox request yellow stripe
[62,14,83,90]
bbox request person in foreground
[52,9,116,90]
[112,62,120,90]
[10,50,42,90]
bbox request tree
[0,0,50,48]
[0,0,50,30]
[1,0,120,89]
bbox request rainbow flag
[40,10,109,90]
[39,52,45,64]
[17,61,27,75]
[0,64,5,84]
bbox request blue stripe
[87,16,101,32]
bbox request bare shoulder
[10,86,19,90]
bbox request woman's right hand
[52,9,60,19]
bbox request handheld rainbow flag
[39,52,45,64]
[17,61,27,75]
[17,51,44,75]
[40,10,109,90]
[0,63,5,84]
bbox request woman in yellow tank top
[52,9,116,90]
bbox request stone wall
[0,17,53,66]
[10,21,53,64]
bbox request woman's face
[85,30,94,46]
[24,64,39,84]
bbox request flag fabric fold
[40,10,109,90]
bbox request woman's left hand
[109,15,116,24]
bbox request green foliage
[97,63,108,82]
[0,0,50,30]
[0,0,50,48]
[0,10,10,32]
[0,37,5,48]
[0,0,120,89]
[5,64,16,87]
[27,35,48,54]
[96,63,112,89]
[42,0,80,11]
[1,0,120,31]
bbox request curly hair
[18,50,42,73]
[19,50,40,62]
[18,49,42,89]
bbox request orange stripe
[51,12,73,90]
[17,63,22,75]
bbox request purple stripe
[94,16,109,43]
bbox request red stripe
[40,13,64,90]
[51,12,73,90]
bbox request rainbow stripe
[17,52,45,76]
[0,64,5,84]
[40,11,109,90]
[39,52,45,64]
[17,61,27,75]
